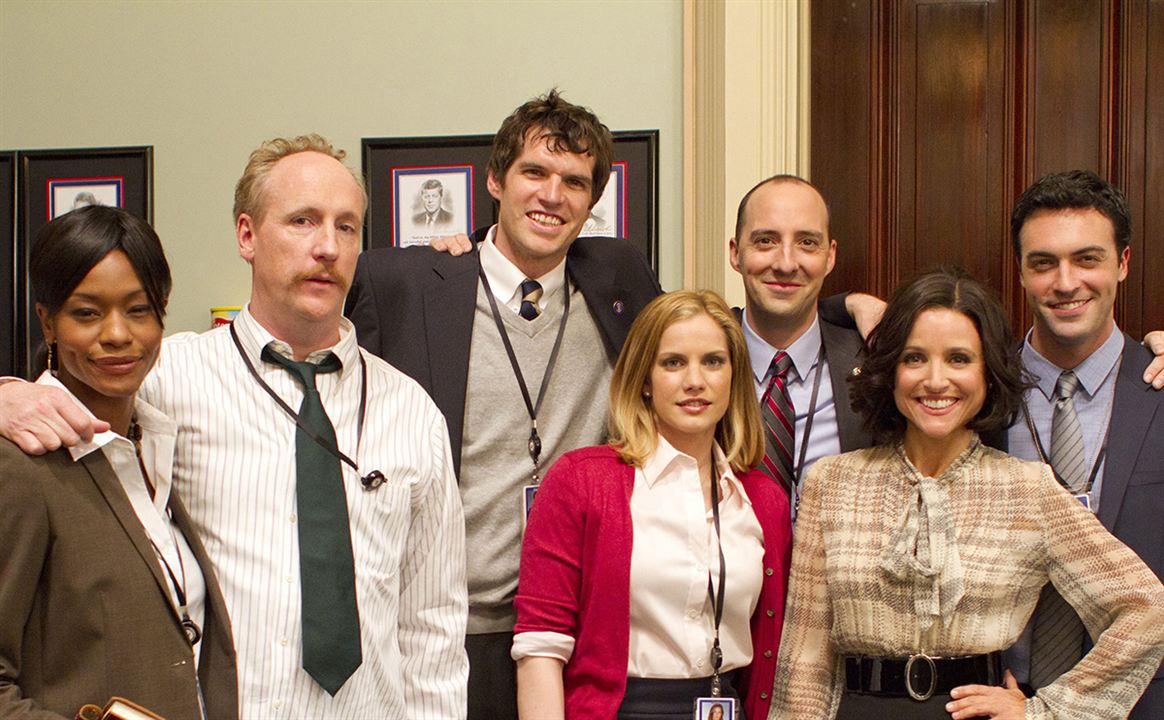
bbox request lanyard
[706,461,727,697]
[1020,398,1110,494]
[759,343,826,513]
[149,523,203,647]
[229,323,386,490]
[477,267,571,483]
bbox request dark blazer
[732,301,872,454]
[988,334,1164,718]
[0,441,238,720]
[345,233,662,476]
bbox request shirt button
[765,567,774,576]
[764,649,773,658]
[279,637,288,647]
[286,575,293,584]
[273,701,283,711]
[289,513,297,523]
[688,608,699,619]
[766,608,775,617]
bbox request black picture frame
[15,146,153,378]
[0,151,16,377]
[362,130,659,271]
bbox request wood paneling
[812,0,1162,340]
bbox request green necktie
[261,346,362,695]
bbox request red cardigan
[514,445,792,720]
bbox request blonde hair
[608,290,764,474]
[232,134,367,224]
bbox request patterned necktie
[1050,371,1086,492]
[760,351,796,496]
[519,278,543,320]
[1030,370,1087,688]
[261,346,362,695]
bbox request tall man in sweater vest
[344,90,662,719]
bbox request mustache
[294,266,348,291]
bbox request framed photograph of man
[393,165,473,247]
[48,177,123,219]
[362,130,659,271]
[16,146,153,378]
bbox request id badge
[694,697,735,720]
[1074,491,1096,513]
[521,484,539,530]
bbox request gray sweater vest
[460,279,612,633]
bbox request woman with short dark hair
[0,206,237,719]
[771,267,1164,719]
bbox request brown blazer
[0,440,238,720]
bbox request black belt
[844,652,1002,701]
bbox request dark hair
[31,205,172,323]
[1011,170,1131,258]
[732,174,831,242]
[850,266,1027,442]
[488,89,613,207]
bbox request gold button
[766,608,775,617]
[764,649,773,658]
[765,567,774,576]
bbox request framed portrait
[394,164,474,247]
[0,151,15,377]
[361,130,659,271]
[15,146,153,378]
[363,134,494,251]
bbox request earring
[47,341,57,372]
[642,390,651,398]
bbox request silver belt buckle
[905,653,937,701]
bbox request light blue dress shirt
[1004,323,1123,683]
[741,309,841,519]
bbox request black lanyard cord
[706,460,727,696]
[229,323,385,490]
[477,267,571,476]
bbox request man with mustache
[345,90,661,719]
[0,135,468,718]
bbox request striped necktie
[1030,370,1087,688]
[760,351,796,496]
[519,278,543,320]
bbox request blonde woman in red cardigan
[513,290,792,720]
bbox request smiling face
[37,250,162,425]
[893,308,986,453]
[730,180,836,347]
[1018,207,1128,368]
[237,151,365,357]
[644,312,732,458]
[487,131,595,279]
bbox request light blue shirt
[1004,323,1123,684]
[1007,324,1123,511]
[741,310,841,519]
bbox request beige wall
[0,0,684,333]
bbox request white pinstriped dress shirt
[139,307,468,719]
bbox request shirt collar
[35,371,176,462]
[233,304,361,381]
[741,308,823,385]
[1021,323,1123,401]
[479,225,567,308]
[641,434,750,505]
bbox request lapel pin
[613,300,625,315]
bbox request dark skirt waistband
[619,671,741,719]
